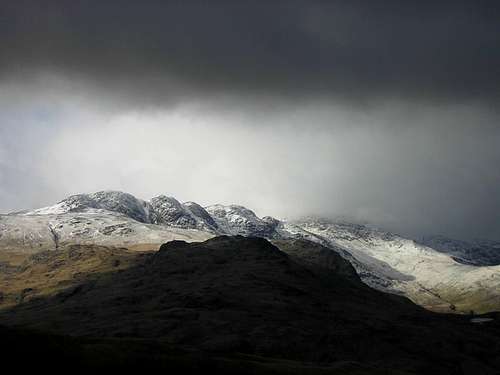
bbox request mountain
[28,191,151,222]
[0,207,211,253]
[291,218,500,313]
[2,190,500,313]
[420,235,500,266]
[1,191,212,253]
[205,204,280,237]
[1,236,500,374]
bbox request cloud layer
[3,1,500,105]
[1,1,499,240]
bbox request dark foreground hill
[0,236,499,374]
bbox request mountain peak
[205,204,280,237]
[149,195,217,231]
[27,190,150,223]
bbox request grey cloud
[1,1,500,106]
[0,1,499,241]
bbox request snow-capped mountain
[0,210,211,253]
[22,191,285,238]
[291,218,500,313]
[149,195,219,231]
[205,204,279,237]
[2,192,213,252]
[2,190,500,313]
[28,191,151,223]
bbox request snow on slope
[0,211,211,253]
[272,221,412,291]
[4,191,500,313]
[293,219,500,313]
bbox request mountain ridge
[3,190,500,313]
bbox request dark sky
[1,1,499,240]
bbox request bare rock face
[149,196,220,232]
[183,202,219,230]
[86,191,151,223]
[205,204,280,237]
[149,196,196,226]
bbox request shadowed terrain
[0,236,499,374]
[0,324,414,375]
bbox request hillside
[0,236,499,374]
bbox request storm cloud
[0,1,499,240]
